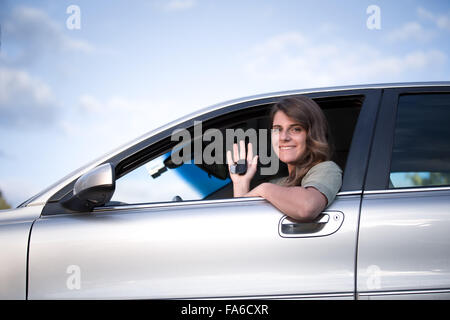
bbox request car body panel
[0,206,41,299]
[357,86,450,299]
[357,189,450,297]
[28,196,360,299]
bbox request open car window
[107,107,271,206]
[106,94,363,207]
[110,150,231,205]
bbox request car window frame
[364,85,450,192]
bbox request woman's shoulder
[269,176,287,185]
[269,161,342,186]
[307,161,342,174]
[302,161,343,207]
[301,161,342,191]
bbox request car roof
[22,81,450,208]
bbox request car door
[27,90,381,299]
[357,85,450,299]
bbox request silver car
[1,82,450,300]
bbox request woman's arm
[246,183,327,222]
[227,141,329,220]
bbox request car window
[110,150,231,204]
[107,109,270,206]
[107,95,363,206]
[389,93,450,188]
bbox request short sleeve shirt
[270,161,342,207]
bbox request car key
[231,159,247,175]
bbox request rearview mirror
[62,163,116,212]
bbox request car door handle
[278,211,344,238]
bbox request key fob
[231,159,247,175]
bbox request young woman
[226,96,342,222]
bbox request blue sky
[1,0,450,207]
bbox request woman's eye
[290,127,302,133]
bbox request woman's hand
[226,140,258,197]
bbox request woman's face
[272,111,307,165]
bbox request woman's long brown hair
[270,96,331,186]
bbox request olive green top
[270,161,343,207]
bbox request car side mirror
[61,163,116,212]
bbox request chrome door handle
[278,211,344,238]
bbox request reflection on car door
[28,196,360,299]
[357,87,450,299]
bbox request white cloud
[436,15,450,31]
[0,67,59,128]
[0,5,95,129]
[386,22,435,43]
[417,6,450,32]
[402,50,446,69]
[79,95,104,113]
[242,32,447,89]
[58,94,199,159]
[251,32,307,55]
[417,7,435,21]
[164,0,197,11]
[1,5,94,65]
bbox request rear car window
[389,93,450,188]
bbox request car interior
[205,94,364,200]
